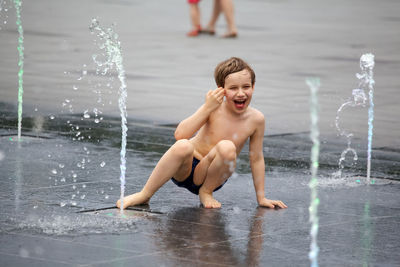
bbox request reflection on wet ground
[0,110,399,266]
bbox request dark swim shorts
[171,157,225,195]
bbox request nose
[237,88,245,96]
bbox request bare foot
[222,32,237,38]
[199,190,221,209]
[116,191,149,209]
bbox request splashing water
[306,77,320,267]
[89,19,128,212]
[14,0,24,140]
[333,64,369,178]
[358,54,375,184]
[0,0,9,30]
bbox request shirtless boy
[117,57,287,209]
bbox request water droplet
[94,119,100,123]
[33,205,38,209]
[72,185,76,190]
[59,163,65,168]
[71,201,77,206]
[50,115,55,120]
[60,202,66,207]
[72,173,77,178]
[83,114,90,119]
[51,169,57,174]
[100,161,106,167]
[105,195,109,199]
[82,184,86,188]
[71,194,76,199]
[80,194,86,199]
[60,178,66,182]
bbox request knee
[216,140,236,162]
[171,139,194,159]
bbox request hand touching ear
[205,87,225,112]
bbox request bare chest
[202,116,254,149]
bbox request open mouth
[234,99,246,109]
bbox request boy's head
[214,57,256,88]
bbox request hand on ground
[258,198,287,209]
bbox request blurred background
[1,0,399,149]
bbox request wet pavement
[0,118,399,266]
[1,0,400,266]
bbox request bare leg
[187,4,202,36]
[194,140,237,208]
[206,0,222,32]
[117,139,194,209]
[220,0,237,36]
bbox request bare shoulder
[248,107,265,126]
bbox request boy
[117,57,287,209]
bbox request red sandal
[187,25,202,37]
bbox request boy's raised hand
[205,87,225,112]
[258,197,287,209]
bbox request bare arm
[249,114,287,209]
[174,87,225,140]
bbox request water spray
[358,54,375,184]
[90,19,128,212]
[14,0,24,141]
[306,77,321,267]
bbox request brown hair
[214,57,256,87]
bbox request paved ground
[0,124,399,266]
[0,0,400,266]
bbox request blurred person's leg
[205,0,221,34]
[220,0,237,37]
[188,1,202,36]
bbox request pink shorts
[188,0,200,4]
